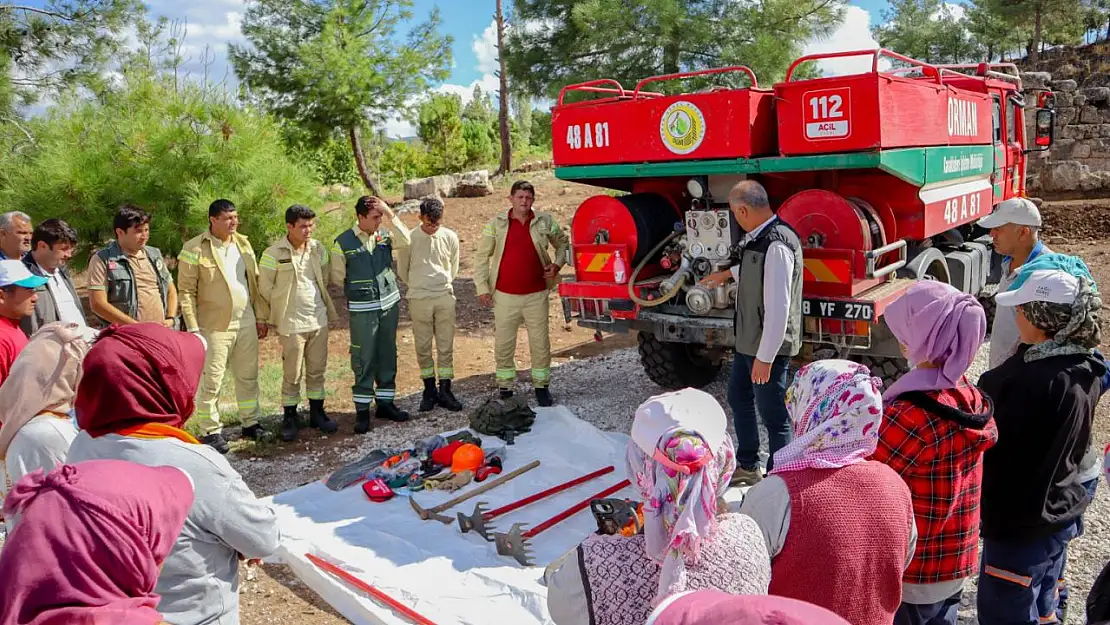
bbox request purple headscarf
[882,281,986,400]
[0,460,194,625]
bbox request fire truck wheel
[637,332,722,390]
[855,355,911,388]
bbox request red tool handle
[523,479,631,539]
[305,553,439,625]
[483,465,615,520]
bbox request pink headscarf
[771,360,884,474]
[0,460,194,625]
[626,389,737,600]
[647,589,852,625]
[882,281,986,400]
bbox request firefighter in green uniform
[330,195,412,433]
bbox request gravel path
[236,340,1110,624]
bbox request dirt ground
[221,186,1110,624]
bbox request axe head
[494,523,534,566]
[457,502,496,541]
[409,495,454,524]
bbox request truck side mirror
[1030,108,1055,151]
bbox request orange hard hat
[451,443,484,473]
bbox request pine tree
[231,0,452,196]
[506,0,842,99]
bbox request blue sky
[23,0,903,134]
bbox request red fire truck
[552,49,1057,388]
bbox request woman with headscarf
[66,323,281,625]
[0,322,96,531]
[870,281,998,625]
[544,388,771,625]
[739,359,916,625]
[976,268,1104,625]
[0,459,194,625]
[645,589,852,625]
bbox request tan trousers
[493,290,551,389]
[409,294,456,380]
[278,328,329,407]
[194,323,260,435]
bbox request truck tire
[638,332,722,390]
[854,355,910,388]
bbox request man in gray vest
[330,195,412,433]
[702,180,803,486]
[87,204,179,328]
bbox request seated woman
[646,589,852,625]
[740,359,917,625]
[872,281,997,625]
[545,387,771,625]
[0,459,194,625]
[67,323,281,625]
[0,321,96,530]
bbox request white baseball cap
[0,259,47,289]
[995,269,1079,307]
[977,197,1042,229]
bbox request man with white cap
[978,197,1050,369]
[977,266,1104,625]
[0,259,47,384]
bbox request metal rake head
[493,523,534,566]
[457,502,497,541]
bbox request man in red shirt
[0,259,47,382]
[474,181,569,406]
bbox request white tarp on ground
[269,407,639,625]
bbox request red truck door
[1002,92,1025,197]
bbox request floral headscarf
[626,389,737,601]
[771,360,884,474]
[1020,275,1102,363]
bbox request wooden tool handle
[431,459,541,513]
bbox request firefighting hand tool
[458,465,615,541]
[590,498,645,537]
[305,553,439,625]
[409,459,540,524]
[494,479,631,566]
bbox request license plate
[802,298,875,322]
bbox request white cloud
[473,20,499,75]
[801,5,882,77]
[147,0,246,86]
[936,2,966,21]
[379,20,506,139]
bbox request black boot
[281,406,298,442]
[354,409,372,434]
[309,399,338,434]
[376,401,410,422]
[500,389,514,399]
[438,380,463,412]
[535,387,554,407]
[419,378,438,412]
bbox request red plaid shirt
[872,381,998,584]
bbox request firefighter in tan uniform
[257,205,340,442]
[396,198,463,413]
[475,180,569,407]
[177,199,264,454]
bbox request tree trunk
[1029,7,1043,64]
[662,38,680,75]
[495,0,512,177]
[348,125,381,197]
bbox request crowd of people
[0,180,1107,625]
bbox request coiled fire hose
[627,229,684,308]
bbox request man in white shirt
[177,200,265,453]
[21,219,87,336]
[977,197,1050,369]
[702,181,804,486]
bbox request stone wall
[1021,68,1110,195]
